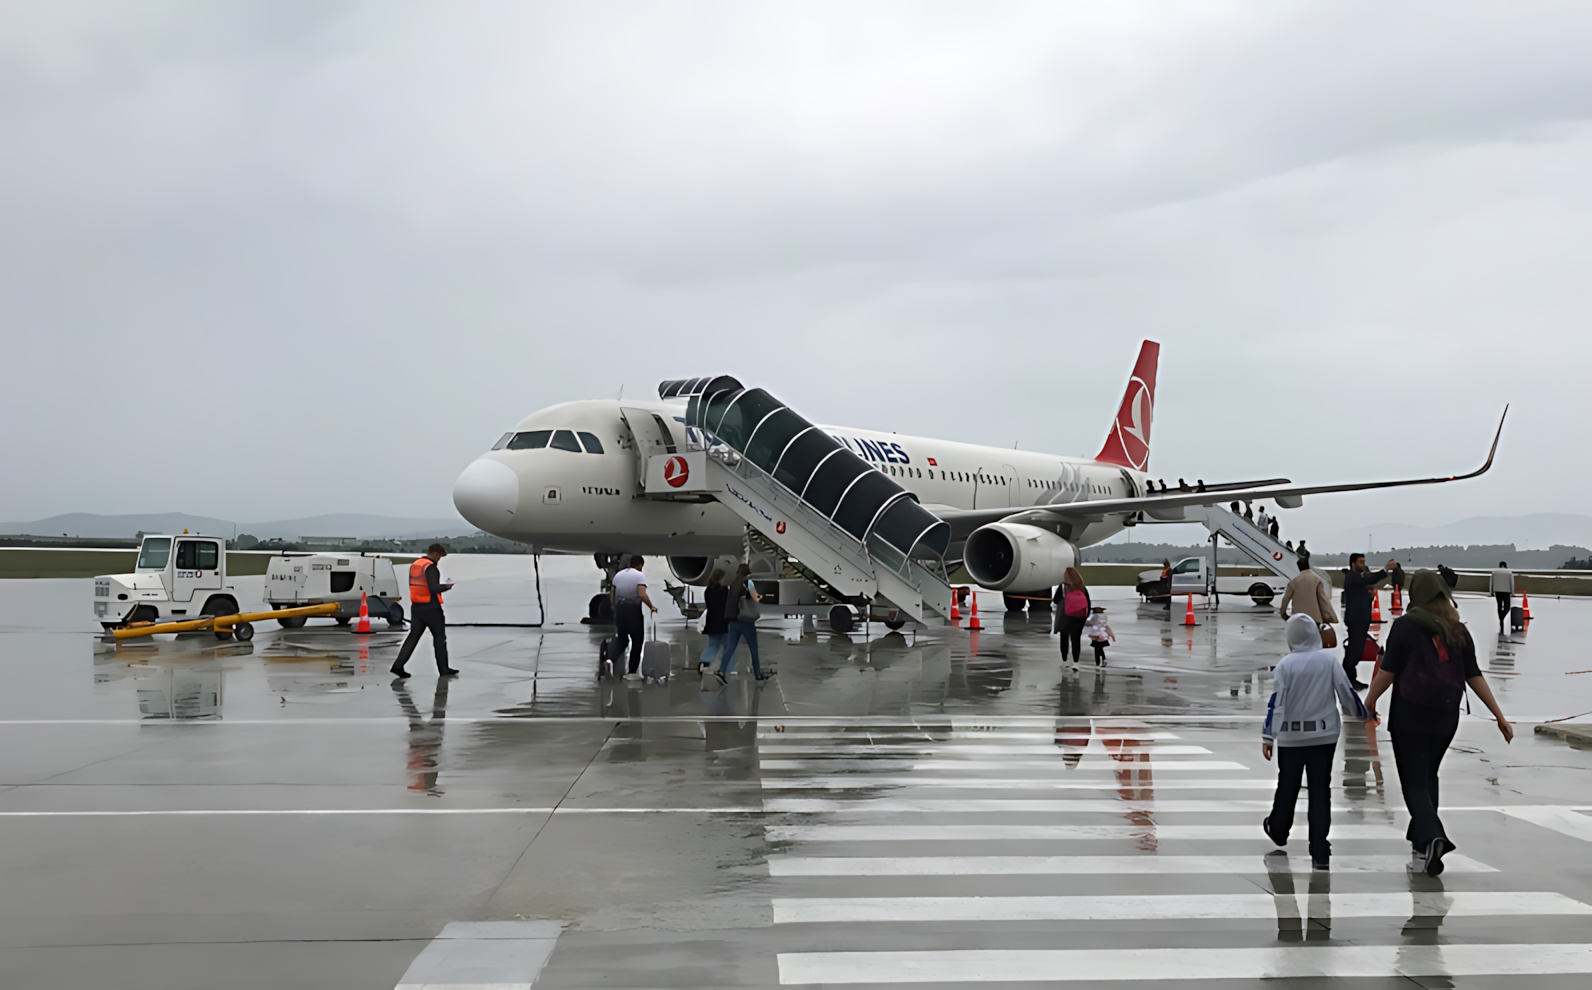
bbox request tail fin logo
[1095,340,1160,471]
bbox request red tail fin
[1095,340,1159,471]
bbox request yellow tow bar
[111,602,342,641]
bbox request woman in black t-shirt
[1365,570,1512,876]
[698,569,730,671]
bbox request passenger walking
[1243,501,1255,523]
[1389,561,1407,602]
[392,544,459,678]
[1365,570,1513,875]
[1262,614,1369,870]
[1052,567,1091,665]
[1490,561,1514,633]
[1340,554,1392,691]
[611,555,658,681]
[1296,540,1311,570]
[1279,560,1338,626]
[698,568,729,671]
[1269,516,1281,540]
[1084,607,1115,666]
[716,564,767,683]
[1256,506,1271,534]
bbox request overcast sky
[2,1,1590,541]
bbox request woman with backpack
[715,563,768,684]
[1364,569,1513,876]
[1053,567,1091,666]
[698,568,729,671]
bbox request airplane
[451,341,1505,624]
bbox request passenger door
[619,406,676,493]
[1002,463,1022,507]
[171,539,224,603]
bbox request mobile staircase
[637,376,954,623]
[1182,504,1327,590]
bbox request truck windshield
[137,538,172,569]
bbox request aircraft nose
[453,458,520,530]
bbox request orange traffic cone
[1391,586,1403,613]
[950,589,961,622]
[1370,591,1383,625]
[1183,595,1198,627]
[355,592,371,634]
[1522,592,1531,622]
[968,593,982,630]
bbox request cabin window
[137,538,172,569]
[577,431,605,454]
[330,571,356,593]
[175,540,219,569]
[491,432,513,450]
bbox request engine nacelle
[666,555,740,587]
[964,523,1078,593]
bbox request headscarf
[1285,613,1324,653]
[1062,567,1085,592]
[1401,568,1470,649]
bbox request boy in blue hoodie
[1262,613,1369,869]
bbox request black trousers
[1268,742,1337,862]
[1058,616,1084,662]
[1343,621,1369,682]
[1391,718,1459,853]
[1495,592,1512,628]
[613,601,645,674]
[1091,640,1107,665]
[395,604,449,672]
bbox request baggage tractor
[1510,605,1525,631]
[641,614,671,684]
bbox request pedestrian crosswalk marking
[771,890,1590,923]
[755,730,1185,742]
[1500,805,1592,842]
[777,943,1592,984]
[765,823,1407,842]
[756,744,1213,756]
[765,797,1348,813]
[767,853,1495,876]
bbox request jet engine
[963,523,1078,593]
[666,555,740,587]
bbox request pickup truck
[1137,556,1288,605]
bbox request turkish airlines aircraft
[452,341,1503,604]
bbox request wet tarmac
[2,555,1591,988]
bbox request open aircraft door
[621,406,709,496]
[619,406,676,492]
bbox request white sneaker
[623,673,643,681]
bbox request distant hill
[0,512,477,542]
[1318,514,1592,553]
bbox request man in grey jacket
[1490,561,1514,633]
[1262,614,1369,869]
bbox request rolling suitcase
[641,614,671,684]
[1510,605,1525,631]
[598,636,618,679]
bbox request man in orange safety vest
[392,543,459,678]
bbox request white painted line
[759,759,1247,772]
[1500,806,1592,842]
[755,731,1184,742]
[761,777,1271,791]
[0,807,761,817]
[764,823,1407,842]
[772,891,1592,923]
[777,943,1592,984]
[395,919,563,989]
[766,853,1495,876]
[756,744,1213,756]
[766,797,1280,813]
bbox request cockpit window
[491,432,513,451]
[506,430,552,450]
[137,537,172,569]
[577,431,605,454]
[550,429,582,452]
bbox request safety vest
[409,558,441,605]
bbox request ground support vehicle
[110,603,340,642]
[263,553,406,628]
[1137,556,1290,606]
[94,535,246,634]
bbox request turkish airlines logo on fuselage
[1114,377,1153,470]
[664,455,690,488]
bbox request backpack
[1396,631,1467,708]
[1064,590,1088,618]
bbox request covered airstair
[641,376,954,622]
[1182,504,1301,588]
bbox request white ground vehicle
[1137,556,1290,605]
[94,535,244,632]
[263,553,405,628]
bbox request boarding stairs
[1182,504,1312,588]
[637,377,954,623]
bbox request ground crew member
[1491,561,1514,633]
[610,555,658,680]
[392,544,458,678]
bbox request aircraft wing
[931,406,1507,540]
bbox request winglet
[1453,405,1507,480]
[1095,341,1159,471]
